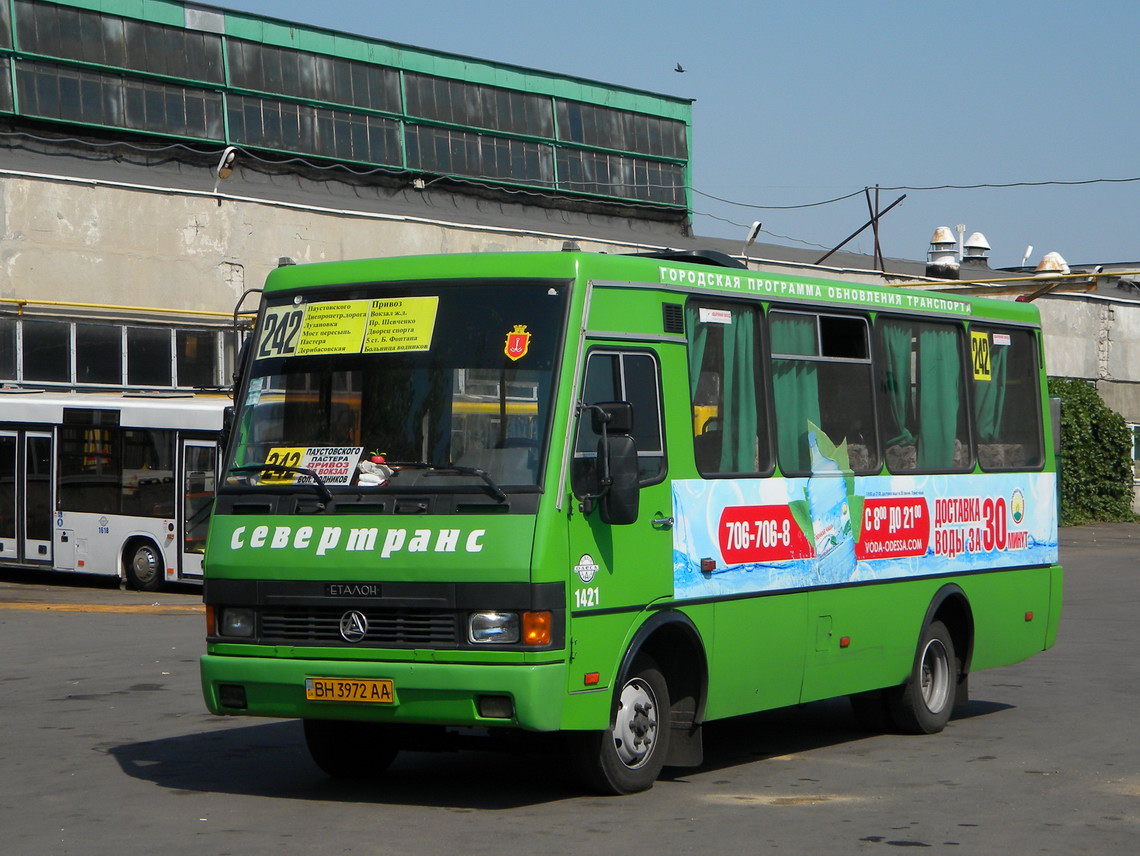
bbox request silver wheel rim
[919,638,951,713]
[131,546,159,584]
[612,676,659,769]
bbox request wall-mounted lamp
[213,146,238,195]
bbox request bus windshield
[226,279,568,492]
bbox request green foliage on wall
[1047,377,1136,525]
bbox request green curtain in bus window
[771,314,820,473]
[916,325,960,469]
[720,312,758,471]
[880,322,915,447]
[974,335,1008,443]
[686,308,709,406]
[687,306,760,473]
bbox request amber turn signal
[522,611,552,645]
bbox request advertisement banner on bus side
[671,471,1058,600]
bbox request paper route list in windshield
[256,296,440,360]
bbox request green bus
[200,249,1061,794]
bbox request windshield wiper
[388,461,508,503]
[227,464,333,504]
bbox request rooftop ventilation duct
[963,232,990,259]
[1034,252,1070,276]
[926,225,960,278]
[961,231,991,271]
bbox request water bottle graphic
[807,430,857,584]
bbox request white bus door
[23,431,54,564]
[0,432,18,562]
[180,439,217,580]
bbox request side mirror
[599,433,639,525]
[218,405,236,458]
[591,400,633,435]
[579,400,640,525]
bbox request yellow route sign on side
[971,331,992,381]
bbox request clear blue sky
[216,0,1140,269]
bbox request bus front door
[566,347,676,687]
[179,439,217,580]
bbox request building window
[0,1,11,49]
[0,319,16,379]
[227,39,400,113]
[75,324,123,385]
[227,94,401,165]
[405,73,553,138]
[555,149,685,205]
[15,0,223,83]
[16,60,223,139]
[1,319,228,390]
[21,318,69,383]
[177,330,218,388]
[6,0,689,211]
[406,125,553,185]
[1129,425,1140,484]
[126,327,172,387]
[556,100,687,159]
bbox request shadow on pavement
[107,694,1015,807]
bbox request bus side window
[971,326,1044,470]
[876,318,971,473]
[686,303,769,476]
[769,311,878,475]
[571,350,665,495]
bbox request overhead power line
[694,174,1140,211]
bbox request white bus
[0,390,226,590]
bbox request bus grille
[259,607,459,647]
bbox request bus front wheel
[303,719,399,780]
[570,655,671,795]
[124,541,163,592]
[888,620,958,734]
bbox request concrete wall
[0,175,629,318]
[1037,293,1140,513]
[0,170,919,320]
[1037,294,1140,422]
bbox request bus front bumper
[200,654,568,732]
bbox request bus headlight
[468,611,519,644]
[218,607,255,637]
[467,611,552,645]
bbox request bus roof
[0,391,228,430]
[263,251,1042,326]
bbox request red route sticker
[718,505,813,564]
[855,497,930,560]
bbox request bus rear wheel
[888,620,958,734]
[124,541,162,592]
[303,719,399,780]
[570,655,671,795]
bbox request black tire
[124,541,162,592]
[570,655,671,795]
[303,719,399,780]
[888,620,959,734]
